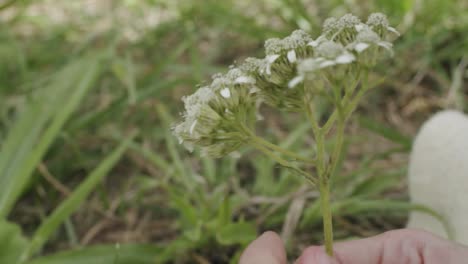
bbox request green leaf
[216,196,231,226]
[358,117,412,150]
[22,136,133,260]
[216,222,256,246]
[0,220,28,264]
[27,244,163,264]
[331,198,453,239]
[169,192,198,229]
[183,221,202,242]
[0,57,101,218]
[350,170,404,197]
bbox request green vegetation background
[0,0,466,263]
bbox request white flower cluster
[173,67,258,157]
[290,13,399,90]
[174,13,399,157]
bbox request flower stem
[249,139,318,186]
[328,118,345,180]
[319,178,334,256]
[252,134,316,164]
[303,94,335,256]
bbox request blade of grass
[0,57,101,218]
[332,198,454,239]
[358,117,412,150]
[21,136,133,261]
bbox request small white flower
[319,60,336,68]
[354,42,370,53]
[308,35,327,47]
[189,120,198,135]
[287,50,297,63]
[264,54,280,75]
[234,76,256,84]
[350,28,394,55]
[288,75,304,88]
[387,26,400,36]
[336,53,356,64]
[355,23,365,32]
[220,88,231,98]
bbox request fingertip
[239,231,286,264]
[260,231,284,247]
[299,246,338,264]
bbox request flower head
[366,13,400,38]
[347,26,394,66]
[173,68,258,157]
[323,14,365,45]
[174,12,400,158]
[240,56,304,111]
[289,41,356,88]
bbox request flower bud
[366,13,400,39]
[323,14,365,45]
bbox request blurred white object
[407,110,468,245]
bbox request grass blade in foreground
[0,57,101,218]
[21,136,133,261]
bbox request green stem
[319,178,334,256]
[344,82,370,121]
[251,134,316,164]
[328,118,345,180]
[250,139,318,186]
[304,100,334,256]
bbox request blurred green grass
[0,0,467,263]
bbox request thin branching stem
[249,139,318,186]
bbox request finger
[297,229,468,264]
[239,231,287,264]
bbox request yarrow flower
[174,12,399,157]
[173,67,258,157]
[347,26,394,66]
[289,41,356,88]
[173,12,401,259]
[322,14,366,45]
[240,29,315,111]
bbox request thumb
[239,231,287,264]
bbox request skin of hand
[239,229,468,264]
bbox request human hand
[239,229,468,264]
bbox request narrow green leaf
[216,222,256,246]
[0,58,101,218]
[0,220,28,264]
[350,170,404,197]
[216,196,231,226]
[21,136,132,260]
[332,199,453,239]
[358,117,412,150]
